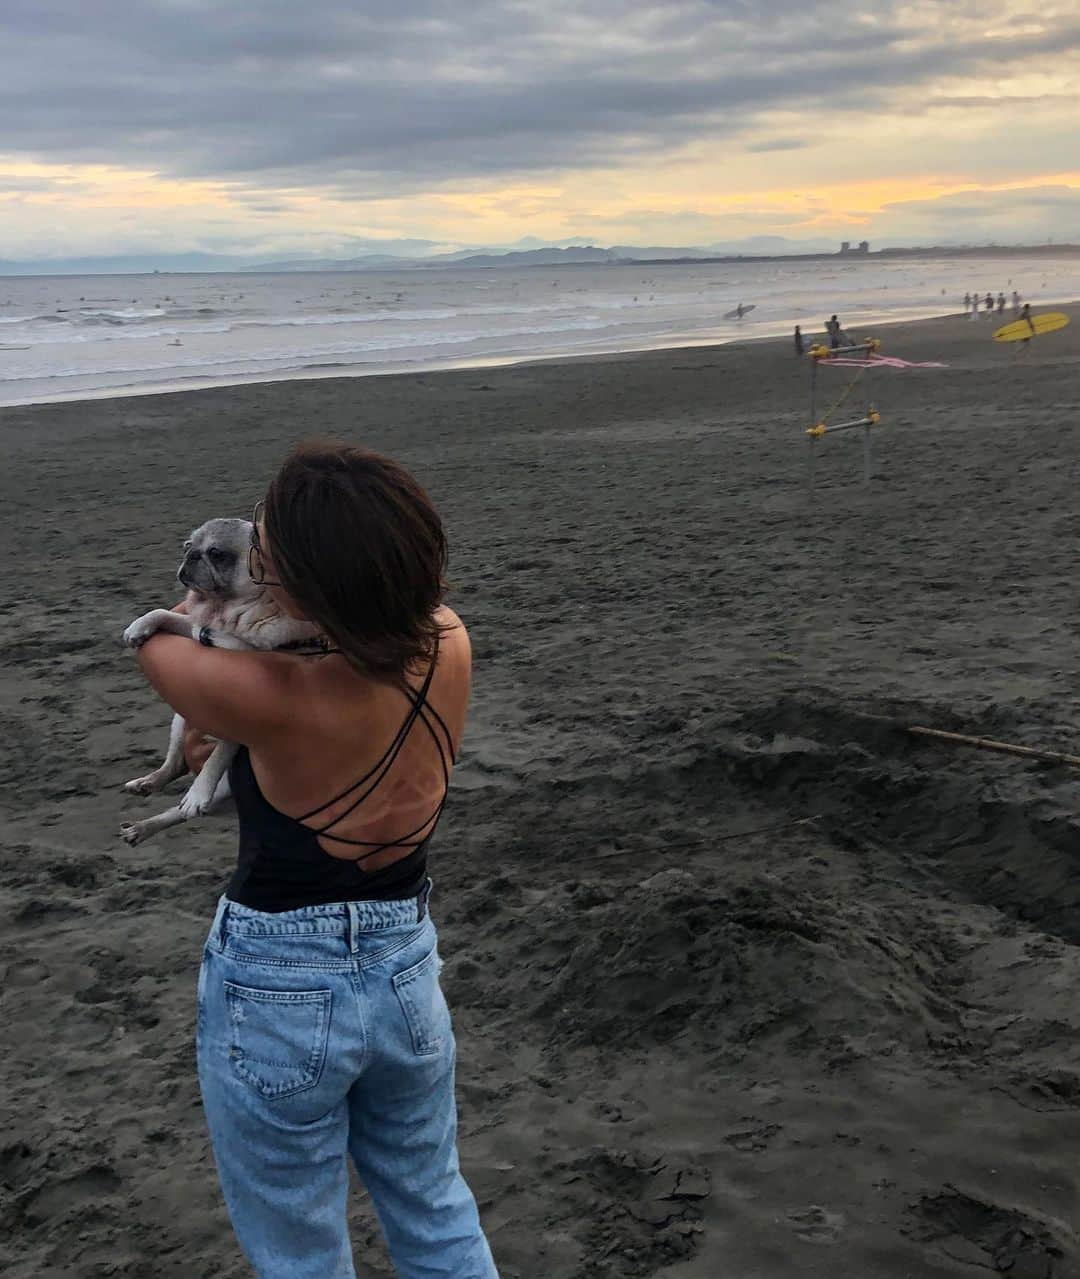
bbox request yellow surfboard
[993,311,1070,343]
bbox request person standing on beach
[997,292,1006,314]
[984,292,994,316]
[1012,290,1021,314]
[794,324,804,356]
[828,315,842,349]
[1019,302,1036,344]
[129,443,498,1279]
[963,292,972,315]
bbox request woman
[132,442,498,1279]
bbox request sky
[1,0,1078,262]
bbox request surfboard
[723,305,755,320]
[993,311,1070,343]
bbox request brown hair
[264,442,448,681]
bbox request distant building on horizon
[839,240,870,256]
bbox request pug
[119,517,319,845]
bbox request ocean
[1,254,1076,407]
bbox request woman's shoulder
[270,606,469,755]
[436,605,470,658]
[280,606,469,711]
[437,603,467,635]
[434,605,471,698]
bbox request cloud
[1,0,1078,196]
[0,175,74,194]
[746,138,808,153]
[0,1,1078,256]
[923,93,1079,110]
[877,184,1080,243]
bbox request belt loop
[213,895,230,946]
[346,902,361,955]
[417,878,432,922]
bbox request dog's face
[177,518,259,600]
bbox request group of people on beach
[964,290,1022,318]
[792,314,847,356]
[792,290,1038,358]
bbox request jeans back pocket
[392,947,450,1057]
[224,982,332,1099]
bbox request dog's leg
[119,803,189,846]
[119,769,233,846]
[122,609,198,649]
[178,740,237,820]
[125,712,188,795]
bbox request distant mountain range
[0,235,837,276]
[1,237,1077,276]
[243,236,840,272]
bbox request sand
[2,307,1080,1278]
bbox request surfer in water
[735,303,745,320]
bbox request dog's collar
[196,629,338,655]
[274,637,340,656]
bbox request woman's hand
[184,724,217,775]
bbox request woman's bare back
[248,605,471,869]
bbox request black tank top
[226,643,454,912]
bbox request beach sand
[2,307,1080,1277]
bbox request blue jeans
[196,888,498,1278]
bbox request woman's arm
[134,634,293,745]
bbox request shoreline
[4,297,1074,411]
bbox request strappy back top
[226,641,455,912]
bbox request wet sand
[2,306,1080,1277]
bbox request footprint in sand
[724,1119,782,1152]
[786,1205,845,1244]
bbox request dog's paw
[119,821,144,846]
[122,611,163,649]
[178,789,211,820]
[122,622,153,649]
[124,774,159,796]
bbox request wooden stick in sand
[906,725,1080,769]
